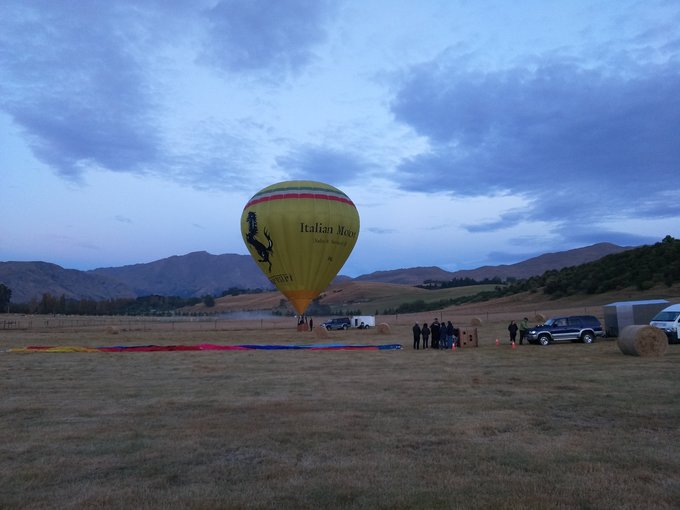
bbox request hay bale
[375,323,391,335]
[534,313,546,323]
[470,317,483,326]
[617,325,668,357]
[314,326,329,339]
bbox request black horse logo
[245,212,273,272]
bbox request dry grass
[185,281,502,315]
[2,294,680,509]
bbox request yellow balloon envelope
[241,180,360,315]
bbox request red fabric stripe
[245,192,355,209]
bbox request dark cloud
[276,146,371,184]
[0,1,340,186]
[391,56,680,229]
[201,0,335,76]
[464,211,527,233]
[0,2,162,180]
[114,215,133,224]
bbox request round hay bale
[313,326,329,339]
[534,313,546,323]
[470,317,483,326]
[375,323,391,335]
[617,325,668,357]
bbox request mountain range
[0,243,629,304]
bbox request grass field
[184,281,503,316]
[1,295,680,509]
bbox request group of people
[413,316,531,348]
[297,315,313,330]
[507,317,529,344]
[412,319,459,350]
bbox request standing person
[309,317,314,331]
[440,320,446,348]
[508,320,518,344]
[431,319,440,349]
[412,322,421,350]
[446,321,455,349]
[519,317,528,345]
[421,323,430,349]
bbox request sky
[1,0,679,278]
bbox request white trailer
[350,315,375,328]
[603,299,669,336]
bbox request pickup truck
[526,315,604,346]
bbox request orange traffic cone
[495,338,500,347]
[511,341,516,349]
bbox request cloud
[366,227,396,235]
[200,0,335,76]
[0,1,342,189]
[0,1,164,180]
[464,210,527,233]
[163,126,265,192]
[115,215,133,224]
[276,145,373,185]
[390,51,680,230]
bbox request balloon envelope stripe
[254,184,349,196]
[245,192,355,209]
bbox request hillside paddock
[1,292,679,509]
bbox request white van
[649,304,680,344]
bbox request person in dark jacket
[412,322,421,349]
[445,321,455,349]
[421,323,430,349]
[508,320,518,344]
[430,319,440,349]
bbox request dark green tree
[0,283,11,313]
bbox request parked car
[526,315,604,346]
[322,317,351,330]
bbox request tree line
[4,294,208,316]
[0,286,273,316]
[383,236,680,314]
[417,276,506,289]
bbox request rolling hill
[0,261,136,304]
[90,251,273,298]
[0,243,630,304]
[354,243,630,284]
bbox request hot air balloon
[241,180,360,315]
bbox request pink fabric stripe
[245,192,355,209]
